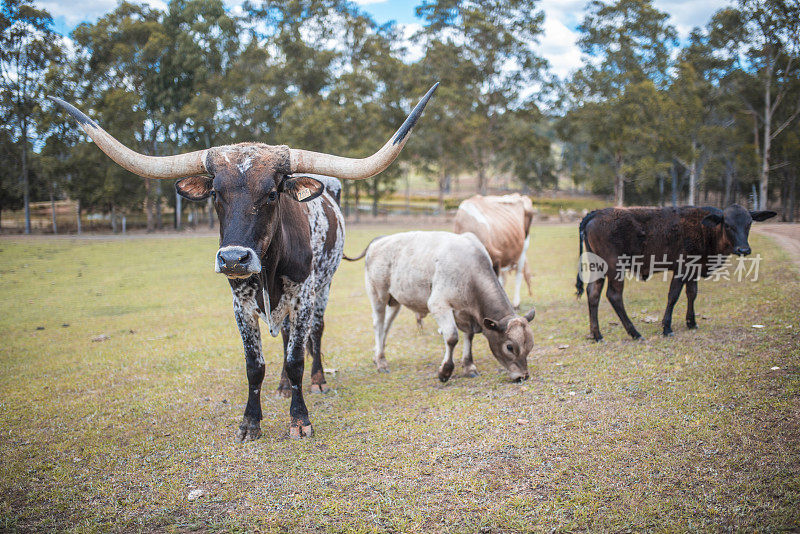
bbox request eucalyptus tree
[710,0,800,210]
[0,0,63,233]
[69,1,164,229]
[567,0,677,206]
[415,0,549,194]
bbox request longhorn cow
[49,83,437,440]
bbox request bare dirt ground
[755,223,800,270]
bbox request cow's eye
[506,343,514,353]
[267,190,278,202]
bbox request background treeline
[1,0,798,233]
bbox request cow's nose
[219,248,251,267]
[216,247,258,276]
[512,372,529,383]
[734,246,751,256]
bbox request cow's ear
[702,213,723,228]
[750,210,777,222]
[280,175,324,203]
[483,318,501,331]
[523,307,536,322]
[176,175,213,201]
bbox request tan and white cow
[454,194,535,308]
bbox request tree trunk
[475,145,487,195]
[438,167,447,214]
[788,170,796,222]
[404,170,410,215]
[21,118,30,234]
[111,205,118,233]
[144,178,155,232]
[50,183,57,234]
[671,161,678,207]
[371,179,379,218]
[723,158,735,207]
[658,174,664,207]
[354,183,361,223]
[342,181,350,218]
[76,199,82,235]
[614,152,624,207]
[757,68,773,211]
[175,190,182,230]
[688,158,697,206]
[155,183,163,230]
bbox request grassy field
[1,224,798,532]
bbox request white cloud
[535,0,734,80]
[535,11,583,79]
[36,0,735,82]
[399,22,424,63]
[654,0,732,39]
[37,0,167,27]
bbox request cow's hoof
[237,418,262,442]
[464,366,479,378]
[663,329,673,337]
[289,419,314,439]
[375,359,390,373]
[438,362,454,382]
[276,384,292,398]
[592,335,604,343]
[310,370,329,393]
[630,332,643,340]
[686,321,698,330]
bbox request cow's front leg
[685,279,698,329]
[277,321,292,398]
[461,330,478,377]
[431,308,458,383]
[232,280,265,441]
[285,307,314,439]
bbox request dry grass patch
[0,224,798,532]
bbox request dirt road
[755,223,800,271]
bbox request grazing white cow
[354,231,535,382]
[454,193,535,308]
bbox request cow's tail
[343,236,385,262]
[575,211,596,298]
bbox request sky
[40,0,733,79]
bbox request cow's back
[455,195,527,268]
[365,231,493,314]
[584,206,716,274]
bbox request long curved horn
[289,82,438,180]
[47,96,207,179]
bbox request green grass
[1,225,799,532]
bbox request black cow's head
[47,83,438,277]
[174,145,325,278]
[702,204,777,256]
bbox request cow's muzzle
[734,246,751,256]
[215,246,261,278]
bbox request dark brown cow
[49,84,437,440]
[576,205,777,341]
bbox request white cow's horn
[288,82,439,180]
[47,96,208,179]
